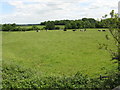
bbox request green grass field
[17,25,65,29]
[2,29,117,78]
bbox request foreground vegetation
[2,63,119,89]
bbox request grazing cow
[98,30,102,32]
[80,29,86,32]
[102,30,106,32]
[64,30,67,31]
[73,30,76,31]
[63,29,67,31]
[36,30,40,32]
[80,29,84,32]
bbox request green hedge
[2,64,120,89]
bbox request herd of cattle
[36,29,106,32]
[71,29,87,32]
[71,29,106,32]
[98,30,106,32]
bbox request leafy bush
[2,63,120,89]
[2,64,36,88]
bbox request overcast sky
[0,0,119,24]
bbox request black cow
[73,30,76,31]
[102,30,106,31]
[36,30,40,32]
[63,28,67,31]
[64,29,67,31]
[98,30,101,32]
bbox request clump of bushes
[2,64,90,89]
[2,63,120,89]
[2,64,35,88]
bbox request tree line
[1,24,40,31]
[41,18,117,29]
[1,18,118,31]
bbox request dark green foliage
[2,18,118,31]
[40,18,111,29]
[2,24,40,31]
[54,27,60,30]
[45,21,55,30]
[2,23,16,31]
[32,25,40,30]
[2,64,120,89]
[2,64,35,88]
[101,72,120,89]
[2,64,90,88]
[40,17,119,29]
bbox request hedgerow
[2,64,120,89]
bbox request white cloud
[0,0,119,24]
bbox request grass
[17,25,65,29]
[2,29,117,78]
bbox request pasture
[2,29,117,78]
[17,25,65,29]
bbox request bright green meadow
[2,29,117,78]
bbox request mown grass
[2,29,117,78]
